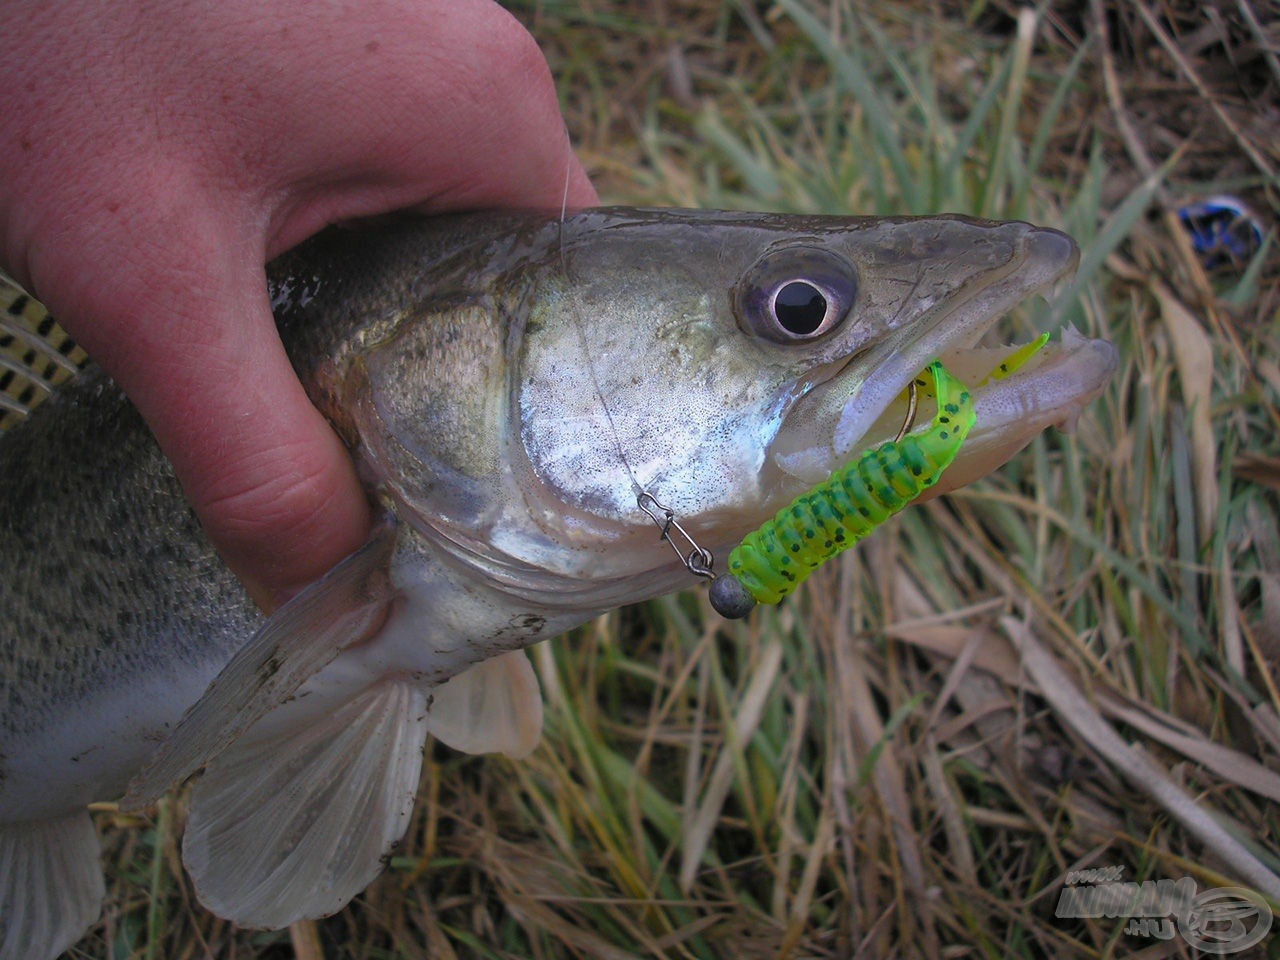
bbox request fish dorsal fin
[122,517,399,811]
[183,680,429,928]
[0,811,105,960]
[426,650,544,759]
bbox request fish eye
[734,245,857,343]
[773,280,829,336]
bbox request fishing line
[552,134,714,577]
[554,130,645,502]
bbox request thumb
[33,207,370,610]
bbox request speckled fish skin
[0,365,258,809]
[0,208,1118,959]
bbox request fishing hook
[892,378,920,443]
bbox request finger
[5,0,597,609]
[31,201,370,610]
[175,0,600,254]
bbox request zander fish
[0,208,1118,958]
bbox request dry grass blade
[1004,616,1280,899]
[679,640,784,892]
[1150,282,1218,543]
[1131,0,1277,180]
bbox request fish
[0,208,1118,959]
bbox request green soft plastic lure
[709,360,975,618]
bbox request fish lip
[771,226,1107,483]
[923,327,1119,495]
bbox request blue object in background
[1177,196,1265,268]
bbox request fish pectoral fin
[0,811,105,960]
[426,650,544,759]
[122,516,399,812]
[182,679,429,929]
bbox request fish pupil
[773,281,828,336]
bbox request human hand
[0,0,597,608]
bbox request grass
[19,0,1280,957]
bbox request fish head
[354,209,1116,594]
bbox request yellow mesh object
[0,276,89,431]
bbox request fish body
[0,208,1117,958]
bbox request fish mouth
[771,227,1119,489]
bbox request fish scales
[0,208,1118,959]
[0,373,254,738]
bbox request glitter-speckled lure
[708,360,975,618]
